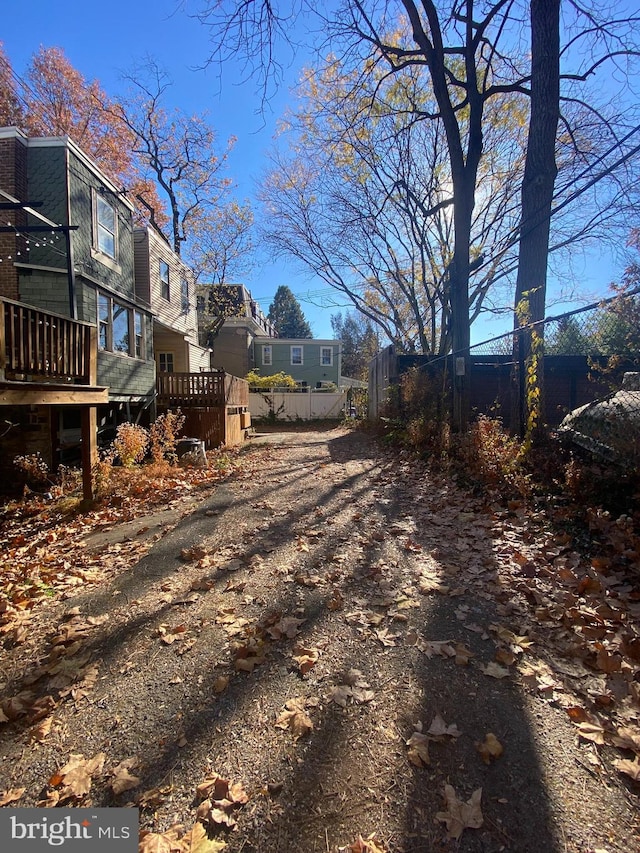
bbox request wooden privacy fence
[1,297,95,384]
[156,370,250,448]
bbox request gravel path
[1,426,638,852]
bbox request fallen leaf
[435,785,483,839]
[406,731,430,767]
[482,662,510,679]
[428,714,462,740]
[110,758,141,795]
[179,822,227,852]
[345,833,387,853]
[275,698,314,739]
[267,616,304,640]
[52,751,106,801]
[575,721,606,744]
[613,757,640,781]
[292,645,320,675]
[0,787,25,805]
[476,733,503,764]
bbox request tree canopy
[331,310,380,381]
[268,285,312,338]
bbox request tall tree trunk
[513,0,560,435]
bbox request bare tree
[260,49,526,355]
[195,0,640,428]
[113,59,252,273]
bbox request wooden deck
[156,370,250,448]
[0,298,108,499]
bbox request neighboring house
[0,126,155,468]
[134,226,210,375]
[253,337,342,388]
[199,284,277,378]
[200,283,342,387]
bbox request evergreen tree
[268,285,312,338]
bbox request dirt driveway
[0,426,638,852]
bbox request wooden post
[80,405,97,501]
[81,326,99,500]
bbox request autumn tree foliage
[1,45,166,228]
[198,0,640,429]
[0,43,24,127]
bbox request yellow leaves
[476,733,503,764]
[275,697,315,739]
[139,824,226,853]
[435,785,483,840]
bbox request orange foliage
[21,46,167,229]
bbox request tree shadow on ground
[0,428,632,852]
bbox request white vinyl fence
[249,389,348,421]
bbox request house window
[112,302,129,353]
[291,345,303,365]
[320,346,333,366]
[159,352,174,373]
[160,260,170,300]
[134,311,144,359]
[96,194,116,258]
[181,278,189,313]
[97,293,144,359]
[98,295,110,350]
[262,345,272,366]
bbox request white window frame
[181,277,190,313]
[134,311,144,359]
[91,190,119,267]
[159,260,170,300]
[290,345,303,366]
[97,293,143,359]
[262,345,272,366]
[320,346,333,366]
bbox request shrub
[150,410,186,464]
[112,423,149,467]
[456,415,530,497]
[13,453,51,488]
[246,370,298,390]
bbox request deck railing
[157,370,249,409]
[0,297,96,385]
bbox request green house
[253,337,341,388]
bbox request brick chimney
[0,128,28,300]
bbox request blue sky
[1,0,343,339]
[1,0,634,346]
